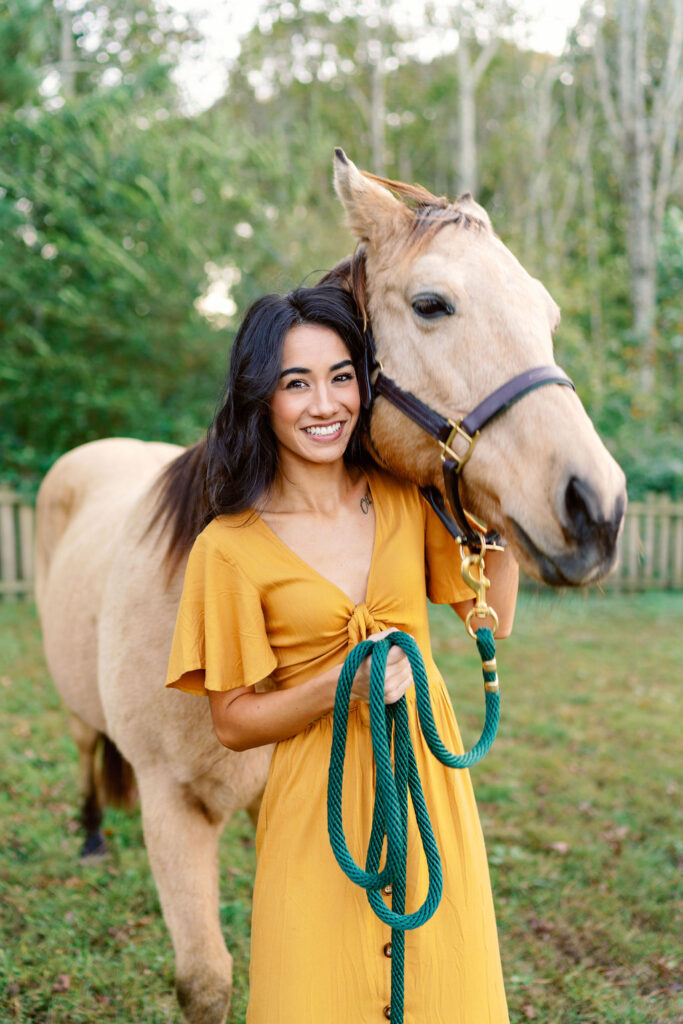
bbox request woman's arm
[208,669,338,752]
[208,629,414,752]
[451,546,519,638]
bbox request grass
[1,591,681,1023]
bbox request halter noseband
[360,328,575,552]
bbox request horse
[35,150,626,1024]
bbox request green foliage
[0,92,298,493]
[0,0,56,107]
[0,0,680,497]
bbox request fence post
[0,489,34,600]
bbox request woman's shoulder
[193,510,264,566]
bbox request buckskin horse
[35,150,626,1024]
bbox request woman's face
[269,324,361,467]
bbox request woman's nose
[310,383,337,417]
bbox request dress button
[383,942,392,958]
[383,884,392,896]
[383,1006,391,1020]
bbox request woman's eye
[333,372,355,383]
[411,295,455,319]
[285,379,307,389]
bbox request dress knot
[347,602,384,646]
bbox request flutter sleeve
[165,528,277,696]
[423,499,476,605]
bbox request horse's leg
[137,769,232,1024]
[69,714,108,859]
[245,792,263,830]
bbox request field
[1,591,681,1023]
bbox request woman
[166,284,518,1023]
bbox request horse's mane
[145,440,209,580]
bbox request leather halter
[360,328,576,551]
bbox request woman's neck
[264,452,362,516]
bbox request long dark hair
[204,284,370,522]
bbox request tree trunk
[594,0,683,395]
[368,38,385,175]
[457,41,477,193]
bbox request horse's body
[36,153,626,1024]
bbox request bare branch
[593,11,623,146]
[471,36,498,87]
[653,0,683,141]
[654,78,683,234]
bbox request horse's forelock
[360,170,489,240]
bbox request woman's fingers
[351,630,416,704]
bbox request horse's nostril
[564,476,595,538]
[563,475,621,552]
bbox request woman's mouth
[303,421,344,440]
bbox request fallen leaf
[549,841,570,855]
[522,1004,537,1019]
[52,974,71,993]
[529,917,553,937]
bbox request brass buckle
[460,536,499,639]
[439,420,479,473]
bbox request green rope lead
[327,628,499,1024]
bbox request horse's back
[36,438,183,731]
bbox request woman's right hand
[349,628,414,705]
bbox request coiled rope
[327,628,499,1023]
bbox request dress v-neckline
[254,473,379,609]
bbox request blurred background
[1,0,681,500]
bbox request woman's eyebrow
[279,359,353,379]
[279,366,310,378]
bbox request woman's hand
[349,628,415,705]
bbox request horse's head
[333,150,626,586]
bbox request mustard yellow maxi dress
[166,467,509,1024]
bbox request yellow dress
[166,467,509,1024]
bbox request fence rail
[1,491,682,599]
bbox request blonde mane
[361,170,489,240]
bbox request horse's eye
[411,295,455,319]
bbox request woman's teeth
[304,422,342,436]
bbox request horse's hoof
[176,971,231,1024]
[79,830,108,862]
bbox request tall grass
[1,592,681,1023]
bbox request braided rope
[327,628,499,1023]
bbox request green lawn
[1,592,681,1023]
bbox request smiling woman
[164,281,519,1023]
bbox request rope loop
[326,627,500,1024]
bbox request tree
[589,0,683,393]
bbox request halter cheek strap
[362,327,576,551]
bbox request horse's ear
[456,191,492,230]
[334,148,410,245]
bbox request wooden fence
[0,491,682,599]
[608,495,683,591]
[0,489,35,599]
